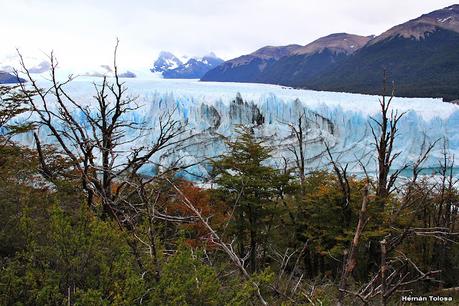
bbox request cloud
[1,0,457,69]
[28,61,51,73]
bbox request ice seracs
[13,78,459,180]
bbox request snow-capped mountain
[151,51,224,79]
[150,51,184,74]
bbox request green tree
[212,126,281,273]
[0,205,145,306]
[150,242,223,306]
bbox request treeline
[0,52,458,305]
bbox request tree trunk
[248,205,257,272]
[380,239,387,306]
[337,185,369,306]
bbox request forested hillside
[306,29,459,101]
[202,5,459,101]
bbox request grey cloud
[28,61,51,73]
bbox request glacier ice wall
[11,77,459,179]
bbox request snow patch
[438,16,453,23]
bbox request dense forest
[1,53,458,305]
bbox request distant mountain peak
[222,33,370,69]
[370,4,459,45]
[227,44,302,67]
[251,44,302,58]
[293,33,372,55]
[201,33,370,83]
[204,52,218,59]
[151,51,183,73]
[151,51,224,79]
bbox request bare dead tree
[286,112,307,186]
[15,42,195,278]
[369,72,406,201]
[16,41,186,220]
[344,247,442,305]
[341,223,451,305]
[428,140,459,285]
[388,138,438,226]
[325,142,352,227]
[379,238,388,306]
[280,106,329,187]
[337,184,369,306]
[335,73,457,305]
[340,163,458,305]
[436,140,458,230]
[351,222,457,305]
[0,85,26,129]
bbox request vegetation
[1,53,458,305]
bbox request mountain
[202,4,459,101]
[151,52,224,79]
[150,51,184,74]
[201,44,301,82]
[257,33,373,87]
[292,33,373,55]
[306,4,459,101]
[0,71,25,84]
[201,33,371,85]
[163,53,224,79]
[368,4,459,45]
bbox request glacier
[12,76,459,180]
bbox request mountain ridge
[200,33,372,83]
[370,4,459,45]
[201,4,459,101]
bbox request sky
[1,0,458,70]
